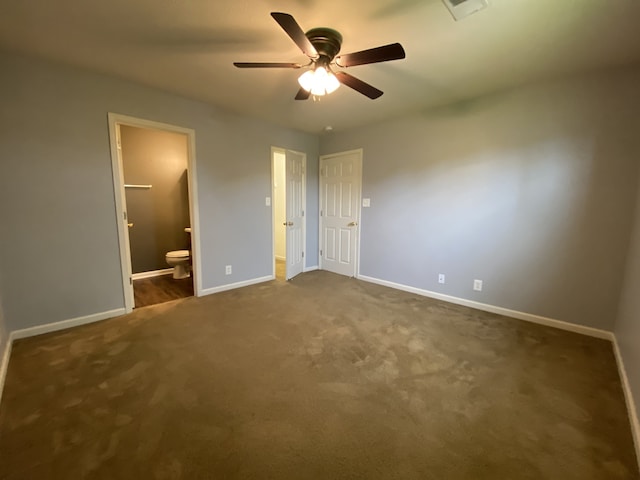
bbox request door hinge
[302,210,305,217]
[129,277,133,285]
[123,211,127,220]
[302,251,304,258]
[320,210,323,217]
[320,249,323,256]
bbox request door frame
[318,149,363,278]
[271,146,307,279]
[108,113,202,313]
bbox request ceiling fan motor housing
[305,28,343,64]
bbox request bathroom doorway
[272,147,306,281]
[108,114,201,312]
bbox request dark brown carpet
[0,271,637,479]
[133,274,193,308]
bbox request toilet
[165,228,192,279]
[165,250,191,279]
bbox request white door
[320,150,362,277]
[114,123,135,309]
[285,150,305,280]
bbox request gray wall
[320,68,640,330]
[121,126,190,274]
[0,51,319,332]
[616,165,640,430]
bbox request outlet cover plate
[473,279,483,291]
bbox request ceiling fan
[234,12,406,100]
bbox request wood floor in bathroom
[134,260,284,309]
[133,274,194,308]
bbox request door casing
[108,113,202,312]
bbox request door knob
[348,221,358,227]
[127,223,134,228]
[285,221,294,226]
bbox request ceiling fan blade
[234,62,302,68]
[336,43,406,67]
[335,72,383,99]
[271,12,318,58]
[295,88,311,100]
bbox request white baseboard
[200,275,274,296]
[612,336,640,472]
[0,335,12,406]
[303,265,319,273]
[10,308,127,341]
[132,268,174,280]
[357,275,613,340]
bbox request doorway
[272,148,306,281]
[319,149,362,277]
[108,114,201,312]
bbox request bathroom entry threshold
[133,274,194,308]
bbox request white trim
[107,113,203,312]
[10,309,126,341]
[271,147,278,280]
[200,276,274,296]
[303,265,319,273]
[0,335,12,406]
[357,275,613,340]
[612,336,640,471]
[108,117,133,312]
[131,268,174,280]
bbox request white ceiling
[2,0,640,133]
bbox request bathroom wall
[320,66,640,331]
[120,125,190,274]
[0,51,319,332]
[274,152,286,261]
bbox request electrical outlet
[225,265,232,275]
[265,197,271,207]
[438,274,445,284]
[473,279,483,291]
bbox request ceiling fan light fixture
[298,66,340,96]
[235,12,405,100]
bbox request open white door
[320,150,362,277]
[110,122,135,311]
[285,150,306,280]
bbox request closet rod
[124,184,152,189]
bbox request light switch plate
[265,197,271,206]
[362,198,371,207]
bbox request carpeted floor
[0,271,637,479]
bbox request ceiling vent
[442,0,489,21]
